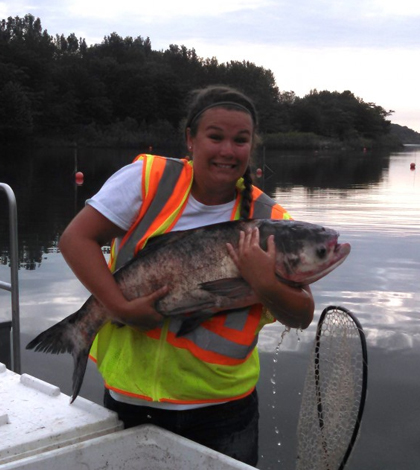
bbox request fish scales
[26,219,351,402]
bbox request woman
[59,85,314,466]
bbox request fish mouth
[305,241,351,284]
[334,242,351,258]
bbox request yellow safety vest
[90,154,291,404]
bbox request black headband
[187,101,255,129]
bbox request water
[0,145,419,469]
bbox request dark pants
[104,389,259,467]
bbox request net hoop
[297,305,368,470]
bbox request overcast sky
[2,0,420,132]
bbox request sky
[2,0,420,132]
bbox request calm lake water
[1,145,419,469]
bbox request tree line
[0,14,400,149]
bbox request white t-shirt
[87,159,236,232]
[87,159,236,409]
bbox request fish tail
[26,311,79,354]
[71,346,90,404]
[26,309,93,403]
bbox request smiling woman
[49,85,315,467]
[186,107,254,205]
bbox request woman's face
[186,107,254,204]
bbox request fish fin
[199,278,252,299]
[176,312,214,337]
[26,309,93,403]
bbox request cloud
[66,0,274,21]
[369,0,420,16]
[4,0,420,49]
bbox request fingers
[146,285,170,302]
[227,228,275,267]
[266,234,275,256]
[240,227,260,252]
[226,242,239,267]
[117,285,169,331]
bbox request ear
[186,128,194,153]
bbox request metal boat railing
[0,183,21,373]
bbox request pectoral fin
[199,277,252,299]
[177,312,214,337]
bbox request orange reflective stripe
[165,331,255,366]
[203,307,261,346]
[144,308,261,365]
[251,186,291,219]
[105,382,254,405]
[133,160,193,254]
[135,154,167,226]
[159,388,255,405]
[106,383,154,402]
[232,190,242,220]
[155,308,260,365]
[114,156,193,270]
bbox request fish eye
[316,246,327,259]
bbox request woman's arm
[59,205,167,329]
[226,228,314,329]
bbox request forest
[0,14,402,150]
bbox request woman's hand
[227,227,276,286]
[113,286,168,331]
[227,227,314,330]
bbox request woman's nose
[220,139,234,156]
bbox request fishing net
[296,306,368,470]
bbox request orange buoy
[256,168,263,178]
[410,162,416,170]
[75,171,84,185]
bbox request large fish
[26,219,351,402]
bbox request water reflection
[0,146,142,268]
[0,145,410,266]
[1,145,419,469]
[258,148,391,192]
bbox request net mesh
[296,306,367,470]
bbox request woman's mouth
[213,162,236,169]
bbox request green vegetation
[390,124,420,145]
[0,14,403,149]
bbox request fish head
[259,220,351,286]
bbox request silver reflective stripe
[224,308,249,330]
[253,192,275,219]
[168,309,258,360]
[115,158,186,270]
